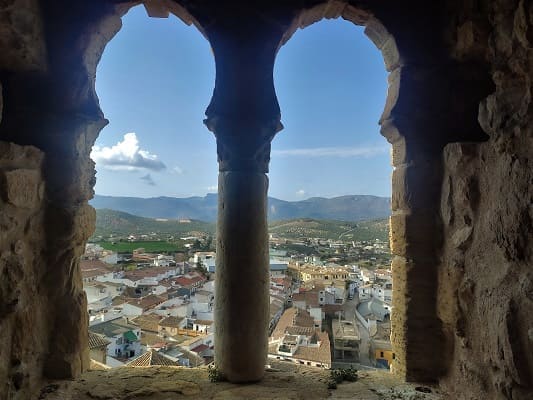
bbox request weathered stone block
[381,36,401,72]
[391,137,407,167]
[391,162,441,212]
[0,0,47,71]
[143,0,170,18]
[2,169,41,209]
[380,68,401,124]
[364,17,390,49]
[341,5,370,26]
[380,118,402,144]
[0,141,43,168]
[390,212,439,257]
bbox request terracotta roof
[294,309,315,328]
[126,294,165,311]
[88,332,110,349]
[190,344,209,353]
[271,307,314,340]
[131,314,162,333]
[127,350,179,367]
[323,304,343,314]
[292,290,319,308]
[293,331,331,365]
[159,316,184,328]
[174,275,206,287]
[175,347,205,366]
[140,332,169,347]
[286,326,315,336]
[80,260,110,271]
[194,320,213,326]
[80,260,112,279]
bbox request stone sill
[40,362,444,399]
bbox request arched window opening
[84,5,217,368]
[270,18,392,370]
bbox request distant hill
[92,209,388,242]
[93,209,215,238]
[269,218,389,242]
[90,194,391,222]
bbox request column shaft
[215,171,270,382]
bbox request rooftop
[130,314,162,333]
[88,332,110,350]
[127,350,180,367]
[332,320,360,340]
[159,316,184,328]
[126,294,166,311]
[293,331,331,365]
[271,308,315,341]
[89,317,139,338]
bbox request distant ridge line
[90,194,391,222]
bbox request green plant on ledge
[207,364,224,382]
[327,367,358,389]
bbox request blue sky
[92,5,390,201]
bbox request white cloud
[296,189,306,196]
[207,185,217,192]
[271,145,389,158]
[172,166,184,174]
[91,132,166,171]
[140,174,156,186]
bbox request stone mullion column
[215,167,270,382]
[204,25,282,381]
[39,114,107,378]
[206,117,280,382]
[381,66,448,382]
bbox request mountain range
[90,194,391,222]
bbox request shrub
[207,364,223,382]
[328,367,358,389]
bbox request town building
[89,317,142,361]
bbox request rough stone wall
[0,141,48,399]
[0,1,123,398]
[438,0,533,398]
[0,0,531,398]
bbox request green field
[96,240,186,253]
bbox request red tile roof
[190,344,209,353]
[127,350,179,367]
[125,294,165,311]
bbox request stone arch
[0,0,213,389]
[273,0,493,382]
[6,1,530,398]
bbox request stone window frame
[3,0,488,385]
[79,0,437,381]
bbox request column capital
[203,21,285,173]
[204,115,282,173]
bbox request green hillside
[269,218,389,241]
[91,209,389,244]
[92,209,216,238]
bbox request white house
[270,262,289,277]
[89,317,142,361]
[101,252,118,265]
[153,255,175,267]
[360,269,376,284]
[358,284,372,301]
[193,319,213,334]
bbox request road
[341,296,372,367]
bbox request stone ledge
[39,362,444,400]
